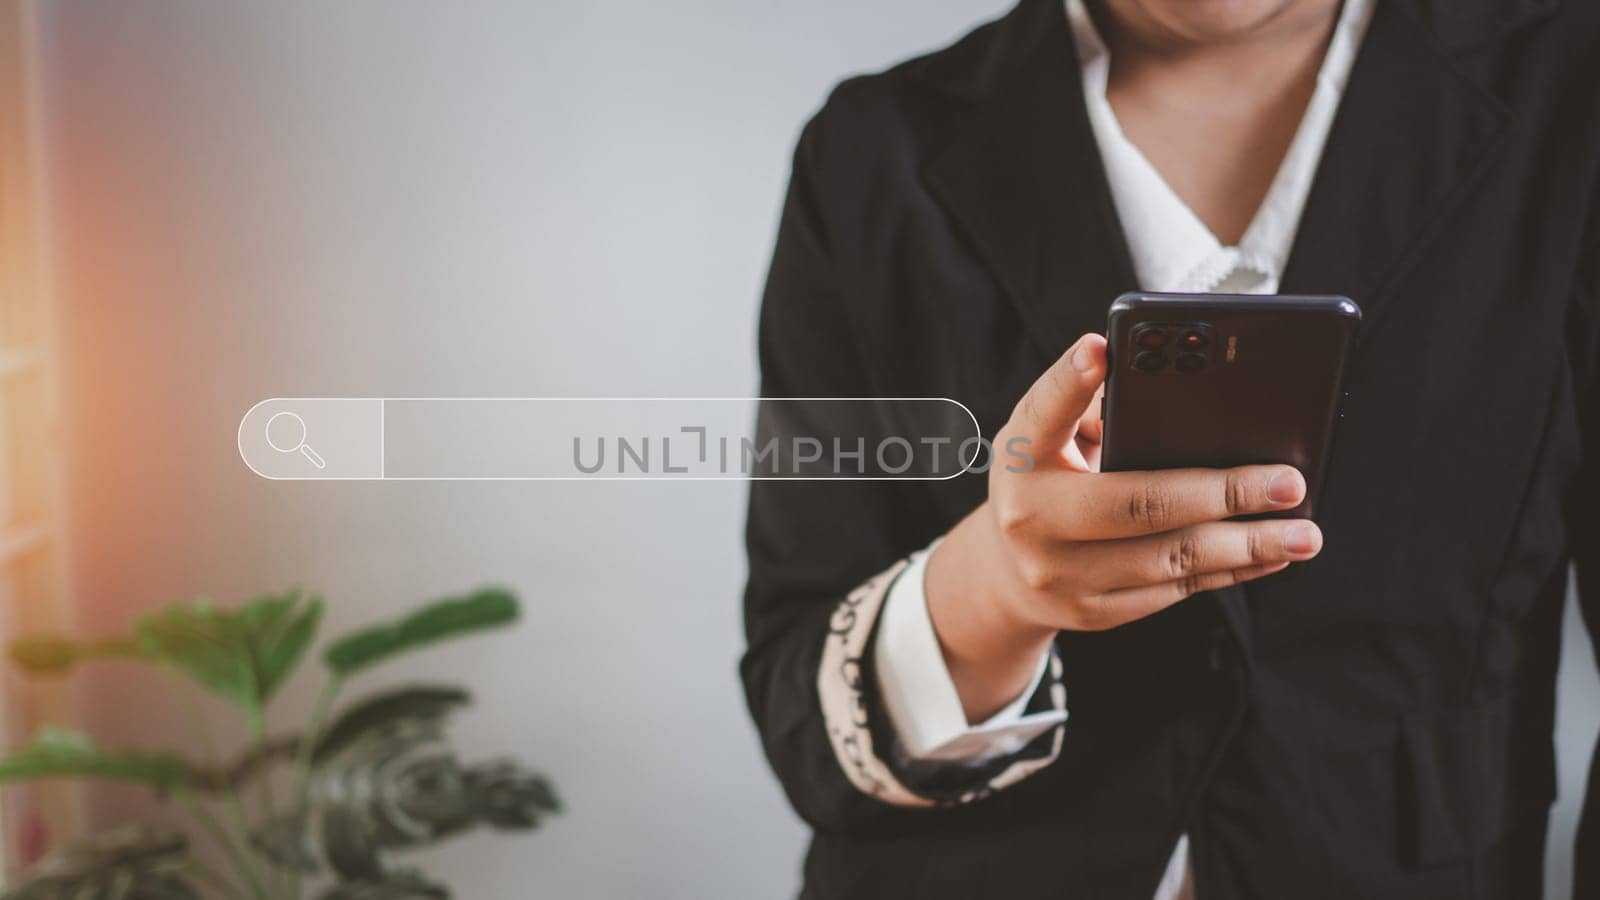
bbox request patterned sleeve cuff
[816,557,1067,808]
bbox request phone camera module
[1133,349,1167,373]
[1178,328,1210,350]
[1133,325,1168,350]
[1175,352,1208,374]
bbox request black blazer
[741,1,1600,898]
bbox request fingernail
[1070,341,1096,373]
[1266,470,1302,505]
[1285,524,1318,556]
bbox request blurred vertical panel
[0,0,85,877]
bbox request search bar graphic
[238,398,983,481]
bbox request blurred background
[0,1,1594,897]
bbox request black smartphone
[1100,292,1361,519]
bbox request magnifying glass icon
[265,411,327,469]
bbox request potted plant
[0,587,559,899]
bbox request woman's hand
[925,333,1322,720]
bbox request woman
[742,1,1600,897]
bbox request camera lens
[1175,352,1207,374]
[1178,329,1209,349]
[1133,326,1168,350]
[1134,350,1167,373]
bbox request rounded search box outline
[237,397,983,481]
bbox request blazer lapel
[924,0,1247,650]
[924,0,1138,360]
[920,0,1522,356]
[1248,0,1517,647]
[1278,0,1513,331]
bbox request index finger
[1054,464,1308,540]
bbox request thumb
[1007,333,1106,454]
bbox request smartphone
[1100,292,1361,520]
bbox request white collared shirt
[872,0,1375,897]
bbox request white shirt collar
[1063,0,1375,295]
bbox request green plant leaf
[0,728,190,790]
[247,592,324,704]
[8,636,145,676]
[313,684,472,761]
[137,598,249,705]
[135,589,324,711]
[323,587,518,677]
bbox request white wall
[33,1,1012,897]
[28,1,1598,898]
[1553,594,1599,896]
